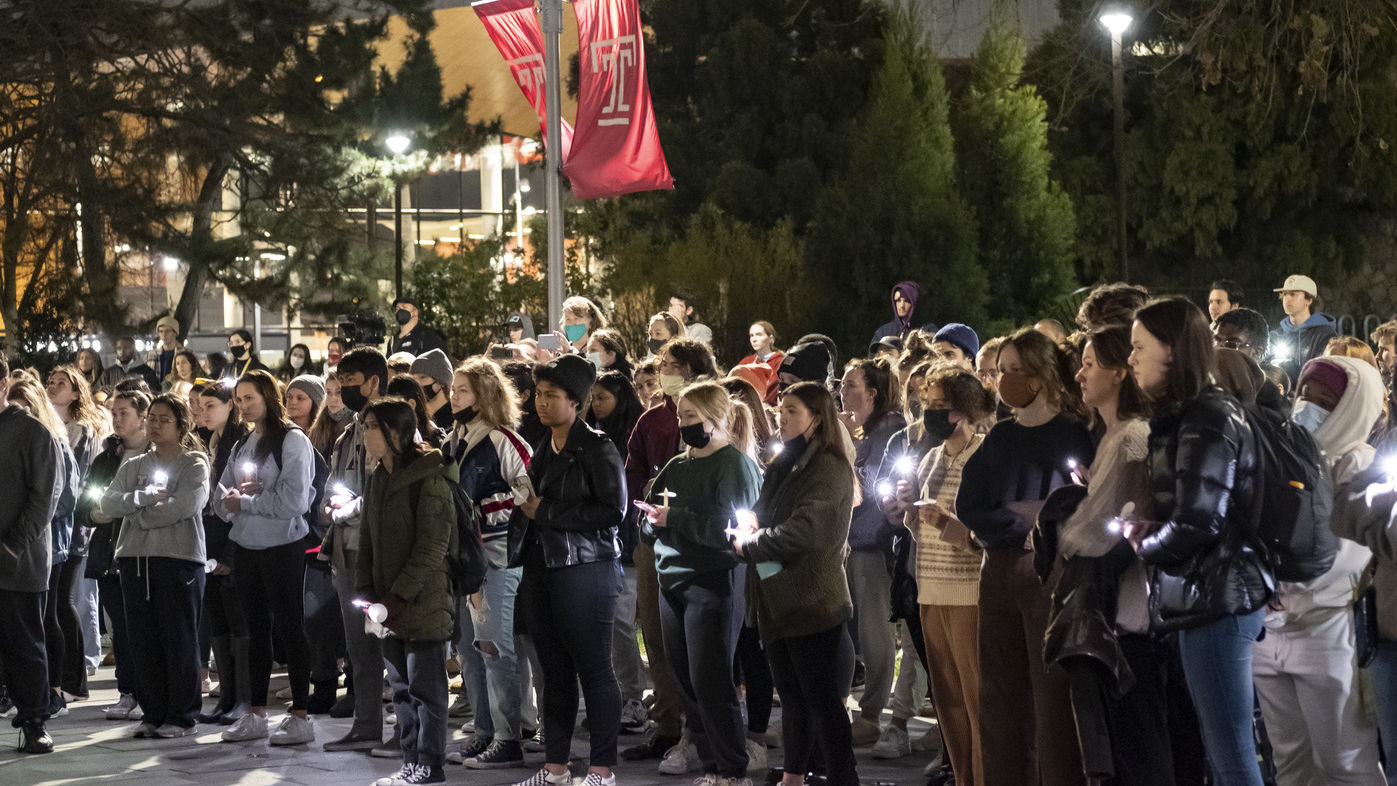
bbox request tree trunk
[172,157,231,342]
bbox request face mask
[648,338,667,355]
[782,433,809,458]
[423,382,440,399]
[922,408,956,441]
[329,406,354,425]
[395,308,412,325]
[564,323,588,343]
[680,422,712,450]
[660,373,686,399]
[228,345,247,360]
[1291,400,1330,434]
[587,352,605,371]
[289,354,305,369]
[340,382,369,413]
[998,371,1039,410]
[453,406,477,426]
[327,353,342,367]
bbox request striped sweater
[907,434,984,606]
[446,421,532,567]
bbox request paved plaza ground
[0,668,938,785]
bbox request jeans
[0,588,50,725]
[1369,640,1397,786]
[519,548,622,767]
[767,623,859,784]
[119,557,205,729]
[847,549,897,719]
[384,638,448,768]
[333,551,384,737]
[233,541,311,710]
[659,568,748,778]
[77,577,102,670]
[1177,608,1266,786]
[612,564,648,702]
[457,565,523,741]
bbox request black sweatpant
[303,560,343,684]
[1100,633,1177,786]
[233,541,310,710]
[98,574,136,695]
[659,568,749,778]
[519,548,621,767]
[736,624,773,735]
[120,557,205,729]
[767,623,859,784]
[0,588,50,726]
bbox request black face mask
[648,337,666,355]
[340,382,369,413]
[423,382,440,399]
[679,422,711,449]
[453,406,477,426]
[228,345,247,360]
[781,433,809,459]
[922,408,956,441]
[395,308,412,326]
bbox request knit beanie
[730,363,779,405]
[780,340,832,383]
[410,348,454,391]
[536,353,596,406]
[1297,358,1348,403]
[288,374,326,410]
[933,323,980,361]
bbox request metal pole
[541,0,565,332]
[394,180,404,299]
[253,257,262,361]
[1111,32,1128,282]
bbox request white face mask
[1291,399,1330,434]
[290,354,305,369]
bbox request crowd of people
[6,274,1397,786]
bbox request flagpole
[541,0,565,336]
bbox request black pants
[47,554,88,696]
[303,560,343,684]
[98,574,136,695]
[519,548,621,767]
[0,588,50,726]
[659,568,749,778]
[767,623,859,784]
[120,557,205,729]
[1099,633,1177,786]
[233,541,310,710]
[735,624,773,734]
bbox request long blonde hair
[679,380,756,462]
[8,377,68,442]
[50,365,111,438]
[455,357,522,429]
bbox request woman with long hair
[637,381,762,783]
[388,374,445,448]
[196,380,253,725]
[587,328,634,379]
[47,365,109,468]
[587,371,645,453]
[167,350,205,399]
[739,321,783,371]
[956,327,1095,786]
[646,313,686,358]
[284,375,325,438]
[308,374,351,460]
[76,347,105,389]
[214,370,317,746]
[1129,298,1270,785]
[732,382,859,786]
[279,343,317,382]
[358,397,457,786]
[98,394,210,738]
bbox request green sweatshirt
[644,444,762,592]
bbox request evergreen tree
[955,0,1076,327]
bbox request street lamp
[1099,9,1132,282]
[385,132,412,298]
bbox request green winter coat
[356,449,457,643]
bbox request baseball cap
[1273,275,1317,298]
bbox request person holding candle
[98,393,210,738]
[637,381,763,784]
[214,370,317,746]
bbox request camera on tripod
[336,312,385,348]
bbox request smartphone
[490,346,513,360]
[537,334,564,352]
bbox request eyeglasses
[1214,336,1255,351]
[146,415,178,425]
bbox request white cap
[1274,274,1317,297]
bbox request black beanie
[536,353,596,406]
[780,340,832,383]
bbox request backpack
[1241,402,1337,583]
[234,427,330,550]
[410,465,488,595]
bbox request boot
[307,679,338,715]
[219,635,252,725]
[198,636,235,723]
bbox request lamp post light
[1099,10,1132,282]
[385,132,412,299]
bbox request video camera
[336,312,386,349]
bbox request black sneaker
[399,763,445,784]
[464,738,525,769]
[48,691,68,718]
[621,731,679,761]
[328,693,355,719]
[19,722,53,754]
[445,734,492,765]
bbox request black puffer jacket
[508,419,626,570]
[83,435,127,580]
[1140,386,1273,631]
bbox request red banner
[473,0,573,157]
[563,0,674,199]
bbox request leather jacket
[508,419,626,570]
[1141,386,1273,631]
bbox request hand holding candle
[238,460,262,495]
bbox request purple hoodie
[870,281,920,346]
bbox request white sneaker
[511,768,575,786]
[870,724,910,759]
[691,776,721,786]
[619,697,648,733]
[105,694,139,721]
[221,712,269,742]
[658,739,701,775]
[275,685,293,700]
[374,764,414,786]
[719,779,753,786]
[744,737,767,773]
[155,723,199,738]
[578,774,616,786]
[269,714,315,746]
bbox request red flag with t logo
[563,0,674,199]
[473,0,573,157]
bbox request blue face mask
[564,323,588,343]
[1291,400,1330,434]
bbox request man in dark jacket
[388,297,446,356]
[99,336,161,391]
[0,355,65,753]
[870,282,920,347]
[1272,274,1338,385]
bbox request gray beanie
[288,374,326,410]
[410,348,454,391]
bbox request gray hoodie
[101,449,210,564]
[214,429,314,549]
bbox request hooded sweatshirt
[214,428,315,549]
[871,282,920,346]
[102,449,210,564]
[1273,311,1338,383]
[1267,356,1381,633]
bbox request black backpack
[1241,402,1337,583]
[410,467,488,595]
[234,427,330,549]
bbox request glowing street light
[384,132,413,299]
[385,132,412,156]
[1099,11,1133,37]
